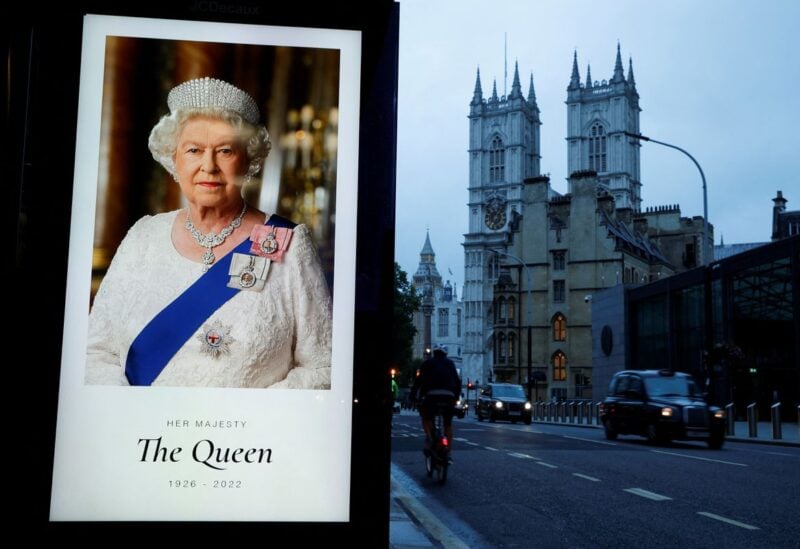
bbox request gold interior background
[91,36,340,300]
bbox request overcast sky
[394,0,800,292]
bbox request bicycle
[424,400,450,485]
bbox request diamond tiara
[167,77,260,124]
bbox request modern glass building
[606,235,799,421]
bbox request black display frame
[10,1,398,542]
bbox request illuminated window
[490,136,505,182]
[553,313,566,341]
[508,333,516,360]
[507,298,516,322]
[552,351,567,381]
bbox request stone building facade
[462,46,710,399]
[412,232,464,373]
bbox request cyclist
[413,344,461,456]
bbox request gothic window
[508,333,516,360]
[490,136,505,182]
[552,351,567,381]
[553,313,566,341]
[488,254,500,280]
[438,308,449,337]
[457,308,462,337]
[553,280,565,303]
[495,296,506,324]
[498,333,506,362]
[507,298,516,323]
[552,250,566,270]
[589,123,607,172]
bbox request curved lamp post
[488,248,533,401]
[623,131,710,265]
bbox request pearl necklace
[185,202,247,269]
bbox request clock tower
[462,62,541,387]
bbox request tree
[391,263,421,386]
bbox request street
[391,413,800,548]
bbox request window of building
[457,308,462,337]
[437,308,449,337]
[790,221,800,236]
[589,123,607,172]
[488,254,499,280]
[553,313,566,341]
[552,351,567,381]
[508,333,516,360]
[497,333,506,362]
[490,136,505,182]
[553,280,565,302]
[552,250,566,270]
[495,296,506,324]
[507,298,516,322]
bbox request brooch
[197,320,235,358]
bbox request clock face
[484,200,507,230]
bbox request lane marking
[508,452,539,460]
[562,435,618,446]
[465,441,479,446]
[536,461,558,469]
[651,450,748,467]
[623,488,672,501]
[459,429,485,432]
[573,473,601,482]
[484,446,499,451]
[697,512,759,530]
[454,437,469,442]
[761,451,797,457]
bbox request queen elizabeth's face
[174,116,248,210]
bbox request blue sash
[125,215,295,386]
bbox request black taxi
[599,370,726,449]
[476,383,532,424]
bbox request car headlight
[495,401,504,409]
[713,409,725,419]
[661,407,674,418]
[524,402,532,410]
[456,400,462,407]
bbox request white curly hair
[148,107,271,179]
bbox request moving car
[454,393,468,419]
[476,383,532,424]
[599,370,726,449]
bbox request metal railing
[525,400,796,442]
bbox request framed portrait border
[11,1,398,542]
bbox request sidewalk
[388,418,799,547]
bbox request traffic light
[467,378,474,390]
[390,368,396,378]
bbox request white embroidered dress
[86,211,332,389]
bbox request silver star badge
[197,320,235,358]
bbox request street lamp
[487,248,533,401]
[623,131,710,265]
